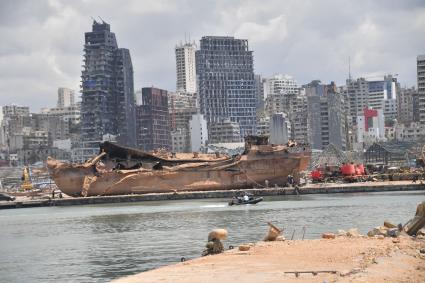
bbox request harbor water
[0,191,423,282]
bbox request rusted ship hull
[47,138,311,197]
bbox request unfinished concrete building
[80,20,136,148]
[196,36,257,141]
[136,87,171,151]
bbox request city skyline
[0,0,424,112]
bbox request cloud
[235,15,288,43]
[0,0,424,113]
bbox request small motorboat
[228,195,263,206]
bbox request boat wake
[200,204,227,208]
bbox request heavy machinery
[20,166,34,191]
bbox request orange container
[341,164,356,176]
[311,170,322,180]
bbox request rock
[322,233,336,239]
[347,228,361,237]
[208,229,228,241]
[417,228,425,236]
[387,228,400,238]
[384,221,397,228]
[376,235,385,240]
[276,236,286,241]
[392,238,400,243]
[238,244,251,251]
[367,226,388,237]
[337,229,347,236]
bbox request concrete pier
[0,181,424,210]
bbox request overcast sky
[0,0,424,114]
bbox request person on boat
[243,194,249,202]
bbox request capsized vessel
[47,136,311,197]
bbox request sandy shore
[113,235,425,283]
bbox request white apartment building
[395,122,425,141]
[189,113,208,152]
[57,87,75,108]
[346,75,399,124]
[175,42,197,93]
[356,108,385,146]
[264,74,299,115]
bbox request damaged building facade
[80,20,136,149]
[136,87,171,151]
[196,36,257,141]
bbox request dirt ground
[113,235,425,283]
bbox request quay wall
[0,182,424,210]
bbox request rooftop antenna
[98,16,105,23]
[184,32,187,44]
[90,16,97,23]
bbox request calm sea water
[0,191,423,282]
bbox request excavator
[20,166,34,191]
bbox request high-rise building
[345,78,369,124]
[307,83,347,150]
[254,74,265,117]
[196,36,257,140]
[175,42,197,93]
[288,94,309,144]
[418,55,425,125]
[345,76,399,124]
[57,88,75,108]
[397,87,419,125]
[264,74,298,116]
[80,20,136,147]
[136,87,171,151]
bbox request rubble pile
[367,222,401,238]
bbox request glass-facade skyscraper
[196,36,257,140]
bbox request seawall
[0,181,424,210]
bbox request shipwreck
[47,136,311,197]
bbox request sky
[0,0,424,114]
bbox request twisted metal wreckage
[47,136,311,197]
